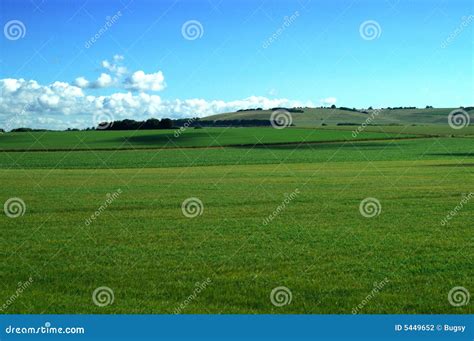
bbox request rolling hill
[204,107,473,127]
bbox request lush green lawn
[0,127,472,314]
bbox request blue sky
[0,0,472,128]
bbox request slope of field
[0,128,472,314]
[319,124,474,137]
[205,107,474,129]
[0,137,472,170]
[1,158,472,314]
[0,127,415,151]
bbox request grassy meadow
[0,122,473,314]
[0,127,414,151]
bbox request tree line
[99,118,276,130]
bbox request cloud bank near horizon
[0,56,316,130]
[0,78,314,130]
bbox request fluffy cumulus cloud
[125,70,165,92]
[75,73,114,89]
[96,73,113,88]
[320,97,337,106]
[75,56,163,91]
[0,56,314,130]
[74,77,90,88]
[101,57,127,77]
[0,78,312,130]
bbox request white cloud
[0,78,86,129]
[0,78,313,130]
[76,57,163,91]
[74,77,89,88]
[74,56,129,89]
[74,73,113,89]
[0,56,314,130]
[125,70,166,92]
[113,54,124,62]
[101,58,127,77]
[96,73,113,88]
[38,94,60,108]
[2,78,23,92]
[320,97,337,106]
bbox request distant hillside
[204,107,474,127]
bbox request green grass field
[0,127,415,151]
[1,125,472,314]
